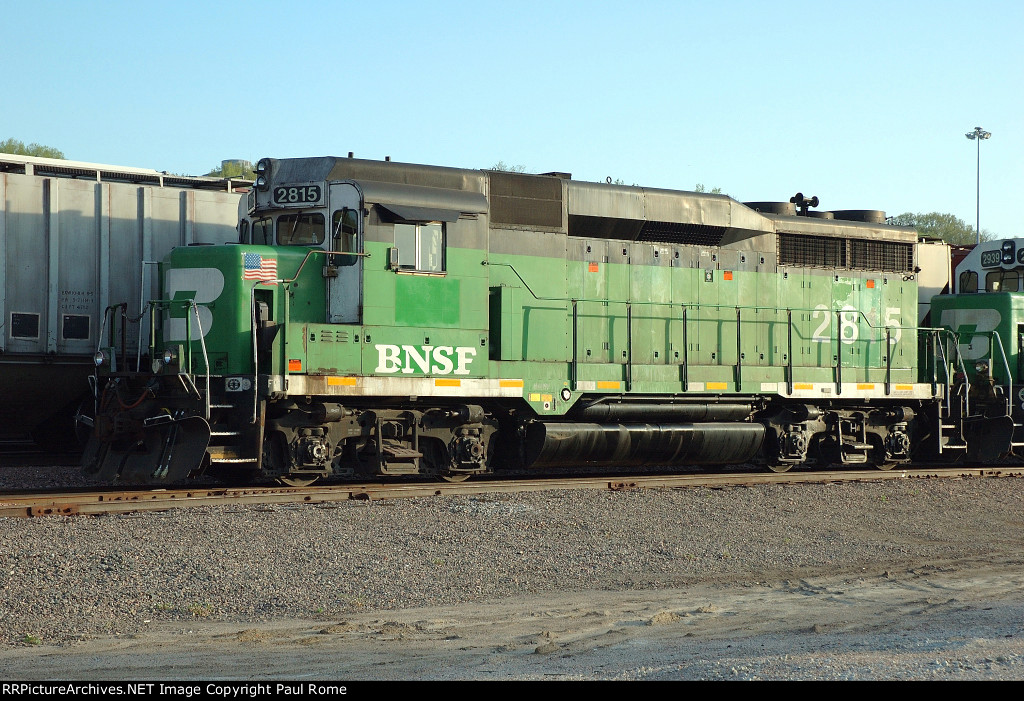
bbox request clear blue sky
[3,0,1020,237]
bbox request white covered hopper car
[0,154,248,444]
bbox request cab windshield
[277,212,325,245]
[986,269,1021,292]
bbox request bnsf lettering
[375,345,477,375]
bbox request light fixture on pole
[965,126,992,245]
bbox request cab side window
[252,218,273,246]
[985,271,1000,292]
[394,222,445,273]
[1002,270,1020,292]
[985,269,1020,292]
[331,208,359,267]
[959,271,978,293]
[1003,268,1019,290]
[332,208,358,252]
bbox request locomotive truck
[80,156,1016,485]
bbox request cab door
[327,182,362,323]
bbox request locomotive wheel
[767,463,793,473]
[873,461,897,472]
[420,437,474,482]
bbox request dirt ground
[4,556,1024,680]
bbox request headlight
[161,347,178,366]
[93,350,108,367]
[975,361,989,374]
[255,160,270,190]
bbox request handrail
[494,258,935,392]
[487,261,920,328]
[137,303,152,372]
[279,248,365,285]
[835,310,843,394]
[250,288,260,424]
[933,330,954,413]
[190,301,211,419]
[932,328,964,414]
[92,305,114,414]
[988,330,1013,418]
[134,297,213,418]
[570,300,578,390]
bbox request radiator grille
[489,171,563,228]
[849,239,914,272]
[778,234,846,268]
[779,233,913,272]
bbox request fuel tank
[524,421,765,469]
[575,402,754,422]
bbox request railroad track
[0,440,81,467]
[1,465,1020,519]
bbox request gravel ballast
[1,464,1023,680]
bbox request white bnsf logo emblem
[375,344,477,375]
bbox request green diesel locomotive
[81,156,1008,485]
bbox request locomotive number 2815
[272,185,322,206]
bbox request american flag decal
[243,252,277,283]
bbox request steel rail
[0,466,1020,519]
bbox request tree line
[889,211,989,245]
[0,138,65,159]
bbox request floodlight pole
[965,126,992,245]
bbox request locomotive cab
[239,176,363,325]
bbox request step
[382,444,423,459]
[207,447,254,461]
[380,462,419,475]
[842,442,873,451]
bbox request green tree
[490,160,526,173]
[890,211,992,244]
[0,138,65,159]
[207,160,255,179]
[694,183,723,194]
